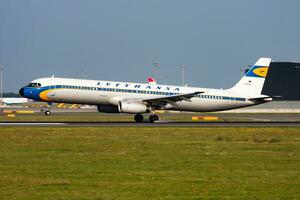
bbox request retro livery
[19,58,272,122]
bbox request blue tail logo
[245,66,268,78]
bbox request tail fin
[147,77,157,85]
[230,57,272,96]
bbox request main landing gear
[134,114,159,123]
[149,114,159,123]
[134,114,144,122]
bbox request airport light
[181,64,186,86]
[0,65,3,105]
[163,75,168,85]
[153,60,160,81]
[240,65,251,78]
[83,69,88,79]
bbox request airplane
[1,97,30,105]
[19,58,272,122]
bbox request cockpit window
[27,82,41,87]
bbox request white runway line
[0,122,300,127]
[154,120,174,123]
[0,123,66,126]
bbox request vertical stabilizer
[147,77,157,85]
[230,58,272,96]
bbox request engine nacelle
[118,101,149,114]
[97,105,120,113]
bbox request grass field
[0,127,299,199]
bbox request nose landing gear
[42,102,53,116]
[45,110,51,116]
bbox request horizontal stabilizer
[247,96,275,102]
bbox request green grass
[0,127,299,199]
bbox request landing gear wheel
[134,114,144,122]
[45,110,51,116]
[149,114,159,123]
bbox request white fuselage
[19,58,273,116]
[20,77,258,112]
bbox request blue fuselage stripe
[23,85,246,102]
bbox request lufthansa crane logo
[253,67,268,78]
[246,66,269,78]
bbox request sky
[1,0,300,92]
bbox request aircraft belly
[45,89,252,111]
[175,99,251,112]
[47,90,110,105]
[46,90,147,105]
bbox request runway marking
[0,123,66,126]
[1,122,300,127]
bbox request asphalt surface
[4,107,300,121]
[1,121,300,127]
[2,110,300,127]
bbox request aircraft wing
[142,91,204,108]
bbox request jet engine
[97,105,120,113]
[118,100,150,114]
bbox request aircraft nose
[19,87,25,97]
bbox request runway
[1,121,300,127]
